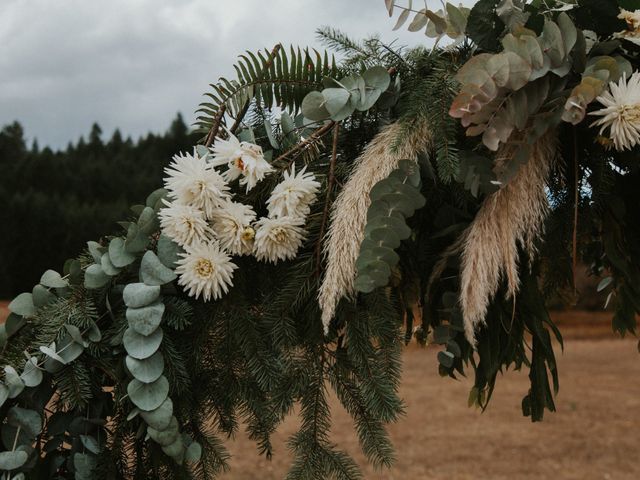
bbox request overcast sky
[1,0,474,148]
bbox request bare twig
[273,121,336,167]
[204,104,226,148]
[315,122,340,275]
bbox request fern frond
[195,45,338,133]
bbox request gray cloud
[0,0,474,148]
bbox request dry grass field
[1,302,638,479]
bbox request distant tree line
[0,114,196,297]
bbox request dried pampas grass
[318,119,432,333]
[460,134,557,345]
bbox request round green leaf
[127,376,169,412]
[369,180,399,201]
[0,384,8,408]
[356,88,383,112]
[127,302,165,336]
[1,423,30,451]
[368,227,401,249]
[264,118,280,149]
[389,182,426,208]
[100,252,121,276]
[7,407,42,438]
[369,246,400,266]
[40,270,68,289]
[123,327,163,360]
[86,321,102,343]
[354,274,377,294]
[57,334,84,364]
[146,188,168,209]
[80,435,101,454]
[185,441,202,463]
[322,88,350,116]
[140,251,177,286]
[0,451,28,470]
[362,66,391,91]
[84,264,110,289]
[355,250,377,272]
[147,416,179,446]
[126,352,164,383]
[5,314,26,337]
[125,223,150,254]
[123,283,161,308]
[157,235,181,269]
[364,216,411,240]
[65,258,83,285]
[137,206,158,235]
[109,237,136,268]
[140,397,173,431]
[162,436,185,461]
[359,260,391,286]
[20,358,42,388]
[64,324,88,347]
[40,343,65,364]
[74,452,97,480]
[380,193,418,216]
[87,241,105,264]
[8,293,36,317]
[4,366,25,399]
[366,200,404,222]
[301,91,330,121]
[32,285,55,308]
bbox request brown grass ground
[223,312,640,480]
[1,303,638,479]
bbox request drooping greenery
[1,1,639,479]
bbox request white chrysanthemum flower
[590,72,640,151]
[210,132,274,192]
[159,200,213,247]
[615,9,640,45]
[253,216,306,263]
[176,241,237,301]
[164,149,229,218]
[266,165,321,218]
[210,200,257,256]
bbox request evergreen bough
[1,2,640,478]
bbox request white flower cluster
[588,8,640,151]
[158,132,320,301]
[591,71,640,152]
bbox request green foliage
[355,160,425,293]
[301,66,391,122]
[466,0,502,50]
[451,12,580,152]
[196,45,338,134]
[385,1,470,43]
[2,5,640,478]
